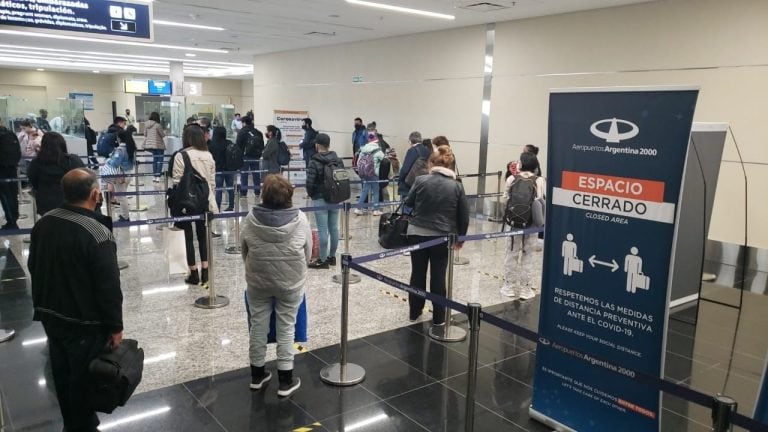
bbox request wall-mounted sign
[68,92,94,111]
[0,0,154,41]
[124,79,149,94]
[148,80,172,95]
[183,81,203,97]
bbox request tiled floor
[1,173,767,431]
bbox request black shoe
[409,310,423,322]
[1,223,19,230]
[250,365,272,390]
[308,259,329,269]
[277,370,300,397]
[326,256,337,266]
[118,215,130,222]
[212,232,222,238]
[201,268,209,286]
[185,269,200,285]
[225,207,234,212]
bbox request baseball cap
[313,133,330,147]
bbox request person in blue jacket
[352,117,366,155]
[299,118,318,167]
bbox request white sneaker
[372,210,383,216]
[518,286,536,301]
[500,285,516,298]
[353,209,364,215]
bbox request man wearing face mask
[299,117,318,167]
[28,168,123,432]
[352,117,366,156]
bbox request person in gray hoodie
[241,174,312,398]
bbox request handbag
[378,202,410,249]
[88,339,144,414]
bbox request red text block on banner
[561,171,666,203]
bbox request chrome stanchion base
[332,273,361,284]
[225,246,242,255]
[487,216,503,223]
[194,295,230,309]
[453,256,470,266]
[429,324,467,342]
[129,182,145,187]
[118,260,129,270]
[320,363,366,386]
[129,205,149,212]
[702,272,717,282]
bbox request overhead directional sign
[0,0,153,41]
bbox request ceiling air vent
[304,31,337,37]
[456,1,516,12]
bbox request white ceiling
[0,0,654,78]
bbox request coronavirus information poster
[530,87,699,431]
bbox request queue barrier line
[458,226,544,242]
[112,190,168,197]
[458,171,502,179]
[465,192,503,199]
[351,237,448,264]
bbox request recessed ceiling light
[154,20,225,31]
[36,68,44,71]
[185,53,197,57]
[92,70,100,73]
[345,0,455,20]
[0,29,229,53]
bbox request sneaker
[518,286,536,301]
[500,285,516,298]
[308,259,329,269]
[250,366,272,390]
[201,268,209,286]
[409,311,422,322]
[1,223,19,230]
[402,251,411,257]
[153,178,161,183]
[277,375,300,397]
[372,210,383,216]
[0,328,15,343]
[353,208,365,215]
[118,215,130,222]
[185,269,200,285]
[224,207,234,212]
[212,232,222,238]
[326,256,337,266]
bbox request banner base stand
[320,363,365,386]
[429,325,466,342]
[194,295,230,309]
[529,407,577,432]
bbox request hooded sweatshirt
[241,205,312,292]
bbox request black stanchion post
[194,213,230,309]
[430,234,467,342]
[465,303,482,432]
[711,394,737,432]
[130,161,147,212]
[320,253,366,386]
[22,198,38,243]
[104,190,129,270]
[225,182,242,255]
[157,175,170,231]
[332,202,361,285]
[488,170,503,223]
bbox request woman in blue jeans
[143,111,166,182]
[304,133,343,269]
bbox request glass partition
[219,104,236,138]
[0,97,7,124]
[5,95,48,132]
[143,100,185,137]
[52,98,85,138]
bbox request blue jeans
[357,177,379,211]
[216,173,235,210]
[148,149,165,177]
[240,160,261,196]
[312,198,340,261]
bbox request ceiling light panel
[345,0,455,20]
[154,20,225,31]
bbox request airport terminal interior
[2,0,768,431]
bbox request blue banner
[755,357,768,424]
[0,0,153,41]
[530,87,698,431]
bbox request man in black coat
[29,168,123,432]
[299,117,318,167]
[0,116,21,230]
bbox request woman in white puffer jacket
[241,174,312,398]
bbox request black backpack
[87,339,144,414]
[97,131,118,157]
[322,160,351,204]
[503,175,538,228]
[167,151,209,216]
[225,141,244,171]
[244,130,264,159]
[277,141,291,166]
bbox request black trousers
[176,220,208,266]
[0,166,19,226]
[408,235,449,325]
[45,327,107,432]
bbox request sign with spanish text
[0,0,153,41]
[273,109,308,183]
[530,87,699,431]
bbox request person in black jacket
[404,146,469,325]
[236,116,264,197]
[305,133,343,269]
[209,126,235,211]
[29,168,123,432]
[27,132,85,216]
[299,117,318,167]
[0,116,21,230]
[262,125,282,175]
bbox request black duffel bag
[88,338,144,414]
[378,203,410,249]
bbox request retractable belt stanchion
[320,253,366,386]
[332,202,361,284]
[130,162,148,212]
[22,198,38,243]
[104,190,129,270]
[157,175,170,231]
[486,170,504,223]
[194,212,230,309]
[430,234,467,342]
[465,303,482,432]
[711,394,737,432]
[225,184,242,255]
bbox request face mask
[302,125,307,130]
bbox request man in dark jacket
[398,131,429,198]
[305,133,343,269]
[352,117,366,156]
[209,126,236,211]
[0,116,21,230]
[299,117,318,167]
[29,168,123,432]
[236,116,264,197]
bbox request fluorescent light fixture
[154,20,225,31]
[22,337,48,346]
[0,29,229,53]
[92,70,100,73]
[144,352,177,364]
[36,68,44,71]
[345,0,454,20]
[185,53,197,57]
[100,406,171,430]
[38,378,46,386]
[344,413,389,431]
[142,285,188,296]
